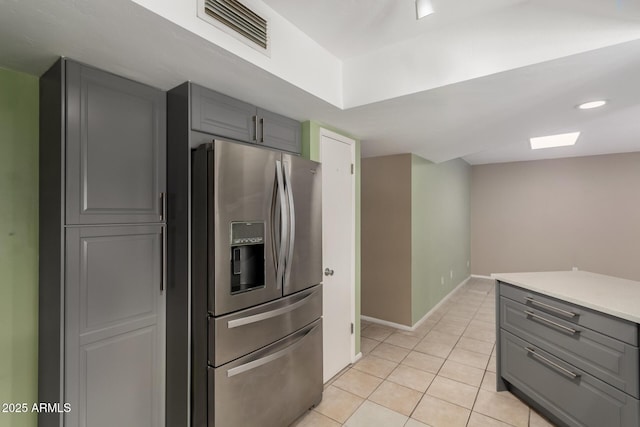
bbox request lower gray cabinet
[501,331,639,427]
[64,225,165,427]
[497,281,640,427]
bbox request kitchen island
[493,271,640,427]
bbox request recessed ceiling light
[577,100,607,110]
[530,132,580,150]
[416,0,434,19]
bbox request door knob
[324,268,334,276]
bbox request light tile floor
[291,278,557,427]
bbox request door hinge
[350,322,354,334]
[350,163,354,175]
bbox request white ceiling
[2,0,640,164]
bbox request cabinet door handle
[260,118,264,143]
[524,310,579,335]
[160,225,166,292]
[253,115,258,141]
[160,192,167,221]
[525,347,579,379]
[525,297,576,318]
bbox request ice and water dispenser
[230,222,265,294]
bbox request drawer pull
[524,310,579,335]
[525,297,577,318]
[525,347,580,379]
[227,288,316,328]
[227,323,318,377]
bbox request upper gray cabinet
[191,84,256,142]
[190,84,301,154]
[257,108,301,154]
[65,61,166,225]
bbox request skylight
[530,132,580,150]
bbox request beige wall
[471,152,640,281]
[361,154,413,325]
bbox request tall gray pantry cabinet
[39,59,166,427]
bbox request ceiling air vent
[200,0,268,50]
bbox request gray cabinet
[191,84,256,142]
[501,331,639,427]
[64,226,164,427]
[258,108,301,154]
[65,61,166,225]
[496,281,640,427]
[39,59,166,427]
[190,84,301,153]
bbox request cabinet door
[258,108,301,153]
[66,61,166,225]
[191,84,257,142]
[64,225,165,427]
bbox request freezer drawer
[500,296,639,398]
[501,330,640,427]
[499,282,638,345]
[209,320,322,427]
[210,285,322,366]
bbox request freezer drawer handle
[227,323,319,378]
[525,297,577,318]
[525,347,580,379]
[524,310,579,335]
[227,288,316,329]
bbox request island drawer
[501,330,640,427]
[499,282,638,346]
[500,296,639,398]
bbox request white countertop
[491,271,640,324]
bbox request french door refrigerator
[191,140,323,427]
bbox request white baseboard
[360,315,413,331]
[471,274,493,280]
[361,275,471,332]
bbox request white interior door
[320,128,355,383]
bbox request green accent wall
[0,68,39,427]
[411,155,471,324]
[301,121,361,353]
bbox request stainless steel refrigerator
[191,140,323,427]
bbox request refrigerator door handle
[283,161,295,290]
[275,160,288,290]
[226,323,319,378]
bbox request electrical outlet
[572,266,578,271]
[441,276,444,285]
[467,260,470,268]
[450,270,453,279]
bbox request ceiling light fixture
[416,0,434,19]
[530,132,580,150]
[577,100,607,110]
